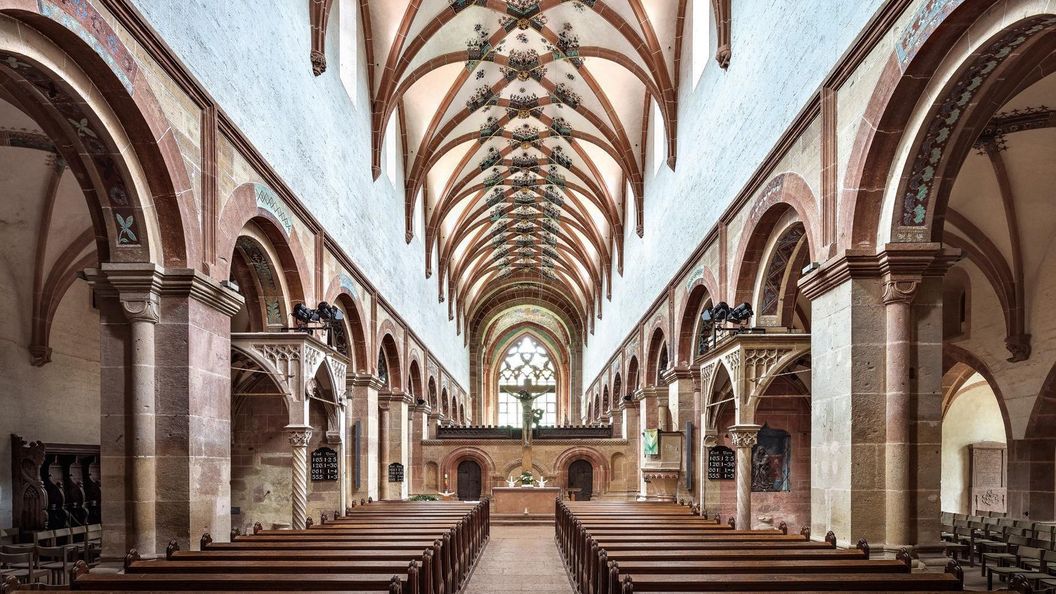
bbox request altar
[491,486,562,518]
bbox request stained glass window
[496,336,557,427]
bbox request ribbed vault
[363,0,683,334]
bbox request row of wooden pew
[555,500,983,593]
[4,499,489,594]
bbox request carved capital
[881,278,920,305]
[286,425,313,447]
[701,433,719,448]
[1005,333,1032,363]
[728,424,761,449]
[121,295,160,324]
[310,50,327,76]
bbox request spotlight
[713,302,730,321]
[316,301,344,322]
[728,302,754,323]
[293,303,319,324]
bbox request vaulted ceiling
[347,0,696,339]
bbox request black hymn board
[708,445,736,480]
[311,447,339,481]
[388,462,405,483]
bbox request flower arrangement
[519,471,535,486]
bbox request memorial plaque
[310,447,338,481]
[970,442,1007,514]
[708,446,735,480]
[388,462,405,483]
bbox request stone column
[427,412,441,440]
[348,374,382,501]
[380,392,410,500]
[882,276,919,549]
[410,405,429,494]
[89,264,242,556]
[700,431,720,512]
[121,292,160,558]
[729,424,760,530]
[667,367,699,500]
[378,399,392,500]
[639,387,661,431]
[286,426,313,529]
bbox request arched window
[384,112,400,186]
[690,0,711,87]
[496,336,557,427]
[338,0,358,106]
[650,99,666,175]
[696,302,714,356]
[377,350,389,387]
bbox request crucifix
[501,378,551,473]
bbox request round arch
[843,1,1056,248]
[677,281,716,365]
[0,3,195,267]
[378,333,402,392]
[645,327,668,387]
[553,446,611,496]
[440,447,497,496]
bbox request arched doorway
[568,459,594,501]
[456,460,482,501]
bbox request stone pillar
[610,403,624,436]
[410,405,428,494]
[667,368,699,500]
[381,392,410,500]
[882,276,918,549]
[348,374,382,501]
[378,400,392,500]
[121,292,160,558]
[639,387,661,431]
[89,264,242,556]
[729,424,760,530]
[286,426,312,529]
[427,412,441,440]
[700,430,720,512]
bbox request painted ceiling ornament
[479,146,502,170]
[448,0,487,14]
[466,85,498,112]
[480,116,502,140]
[549,117,572,137]
[550,83,581,108]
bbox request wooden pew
[555,500,968,594]
[66,499,490,594]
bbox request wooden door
[456,460,481,501]
[568,459,594,501]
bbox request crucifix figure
[501,378,551,473]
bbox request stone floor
[463,525,574,594]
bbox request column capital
[285,425,313,447]
[121,294,161,324]
[727,424,762,448]
[881,277,921,305]
[83,263,243,317]
[798,243,960,300]
[701,430,720,448]
[349,373,386,390]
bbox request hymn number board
[388,462,405,483]
[311,447,339,481]
[708,446,736,480]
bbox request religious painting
[642,429,659,456]
[751,424,791,492]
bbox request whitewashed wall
[132,0,469,384]
[585,0,886,380]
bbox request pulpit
[492,486,562,519]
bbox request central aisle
[463,524,574,594]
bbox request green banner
[643,429,659,456]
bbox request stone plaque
[969,442,1007,514]
[708,446,735,480]
[311,447,338,482]
[388,462,405,483]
